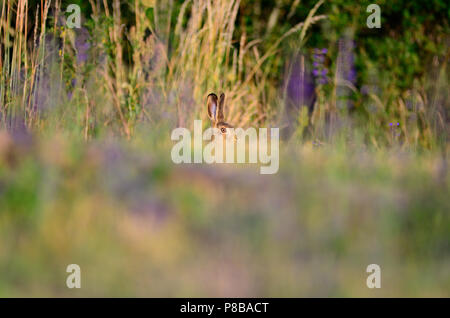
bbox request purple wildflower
[67,78,77,100]
[313,54,324,63]
[389,122,401,138]
[312,48,329,85]
[318,77,327,85]
[287,56,315,108]
[336,32,357,109]
[283,52,316,139]
[337,37,356,85]
[75,28,91,64]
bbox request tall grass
[1,0,445,150]
[0,0,323,137]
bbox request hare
[206,93,235,138]
[204,92,279,174]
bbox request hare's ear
[207,93,218,122]
[217,93,225,122]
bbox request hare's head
[206,93,234,137]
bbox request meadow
[0,0,449,296]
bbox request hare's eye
[220,127,227,134]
